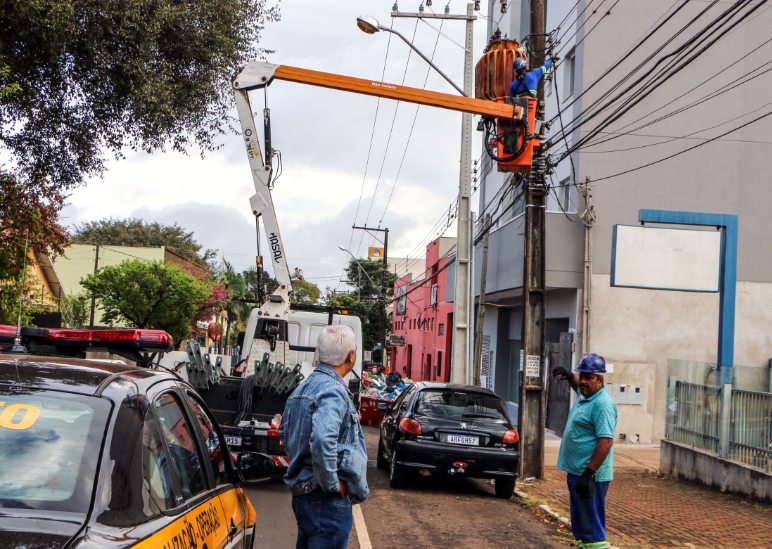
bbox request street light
[356,15,467,96]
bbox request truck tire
[377,438,389,470]
[494,477,516,499]
[389,449,407,489]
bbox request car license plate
[225,435,242,447]
[447,434,479,446]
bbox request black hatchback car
[377,382,520,498]
[0,348,276,549]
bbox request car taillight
[503,429,519,443]
[399,417,422,435]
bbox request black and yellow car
[0,326,276,549]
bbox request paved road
[245,426,570,549]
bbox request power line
[588,108,772,182]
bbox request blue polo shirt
[557,387,617,482]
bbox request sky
[59,0,493,291]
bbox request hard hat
[577,353,606,374]
[513,57,528,71]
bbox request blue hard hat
[513,57,528,71]
[577,353,606,374]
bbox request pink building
[390,237,456,382]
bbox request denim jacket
[279,363,369,504]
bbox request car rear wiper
[462,413,501,419]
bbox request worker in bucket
[552,353,618,549]
[280,325,369,549]
[509,56,555,98]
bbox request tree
[60,294,89,328]
[80,259,209,346]
[0,0,280,191]
[0,172,69,282]
[219,260,251,351]
[343,258,398,302]
[291,279,321,305]
[243,267,278,302]
[324,291,379,350]
[0,270,50,326]
[71,218,215,266]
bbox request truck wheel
[377,438,389,470]
[494,478,516,499]
[389,449,407,489]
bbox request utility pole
[474,214,491,386]
[581,177,594,355]
[518,0,549,480]
[89,244,100,329]
[352,225,389,362]
[393,3,477,383]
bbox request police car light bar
[0,325,173,354]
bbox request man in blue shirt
[553,354,617,549]
[280,325,369,549]
[509,56,554,98]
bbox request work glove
[551,56,561,64]
[551,366,574,382]
[576,467,595,498]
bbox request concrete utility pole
[89,244,100,329]
[581,177,594,356]
[474,214,491,386]
[392,3,477,383]
[352,225,389,361]
[518,0,549,480]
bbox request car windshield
[414,389,509,422]
[0,388,110,514]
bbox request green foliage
[0,270,50,326]
[343,258,397,302]
[0,0,280,190]
[80,259,209,345]
[60,293,89,328]
[0,172,69,282]
[324,291,380,350]
[0,63,20,96]
[291,279,321,305]
[71,217,215,266]
[242,267,278,301]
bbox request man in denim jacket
[280,325,369,549]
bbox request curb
[513,488,620,549]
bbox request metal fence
[669,381,772,472]
[671,381,721,454]
[728,388,772,472]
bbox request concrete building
[391,237,456,381]
[459,1,772,443]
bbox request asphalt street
[245,426,571,549]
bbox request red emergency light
[47,328,173,344]
[0,325,174,355]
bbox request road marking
[352,504,372,549]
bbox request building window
[564,52,576,98]
[439,323,444,336]
[559,176,572,212]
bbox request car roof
[412,381,499,397]
[0,353,176,396]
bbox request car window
[142,418,175,511]
[399,386,417,412]
[0,389,109,513]
[154,393,207,501]
[187,393,228,486]
[414,389,508,422]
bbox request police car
[0,325,276,549]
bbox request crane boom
[233,61,520,120]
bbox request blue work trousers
[292,491,353,549]
[567,473,610,549]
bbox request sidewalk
[518,440,772,549]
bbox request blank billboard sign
[611,225,721,292]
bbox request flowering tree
[181,264,229,330]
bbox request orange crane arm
[233,61,518,120]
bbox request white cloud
[61,0,487,288]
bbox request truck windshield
[414,390,509,423]
[0,388,110,514]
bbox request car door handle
[229,525,238,537]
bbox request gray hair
[316,325,356,367]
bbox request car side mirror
[237,452,276,484]
[377,402,390,413]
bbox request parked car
[0,326,276,549]
[377,382,520,498]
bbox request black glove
[576,467,595,498]
[551,56,561,64]
[552,366,574,382]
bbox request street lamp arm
[338,246,384,296]
[378,24,467,97]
